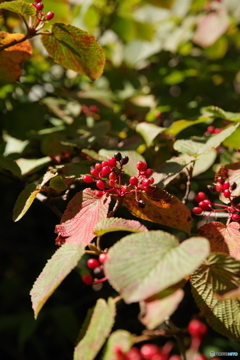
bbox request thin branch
[19,14,30,33]
[0,33,29,51]
[196,211,229,218]
[182,163,194,204]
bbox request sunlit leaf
[105,231,210,303]
[0,1,36,16]
[136,122,165,147]
[41,23,105,80]
[30,242,85,318]
[165,117,210,136]
[192,150,217,177]
[55,189,111,245]
[94,217,147,236]
[0,154,21,177]
[0,32,32,81]
[198,221,240,261]
[16,157,51,176]
[123,187,192,234]
[202,106,240,121]
[74,298,115,360]
[13,183,40,222]
[102,330,134,360]
[190,253,240,341]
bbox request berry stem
[194,211,230,218]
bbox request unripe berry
[140,344,159,359]
[195,192,206,203]
[223,189,231,198]
[192,207,203,215]
[215,182,223,192]
[90,168,99,177]
[136,161,147,172]
[114,152,122,161]
[188,319,207,337]
[96,190,103,198]
[82,273,93,285]
[96,180,105,190]
[129,177,138,186]
[87,258,100,269]
[46,11,54,20]
[102,160,109,167]
[121,156,129,165]
[108,157,117,167]
[35,2,44,10]
[145,168,153,177]
[223,181,230,190]
[231,214,240,221]
[83,175,94,183]
[99,253,108,264]
[101,166,111,176]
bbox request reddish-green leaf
[13,183,40,222]
[0,154,21,177]
[0,1,36,16]
[102,330,134,360]
[74,298,115,360]
[30,242,84,318]
[41,23,105,80]
[0,32,32,81]
[190,253,240,341]
[94,217,147,236]
[123,188,192,234]
[105,231,210,303]
[55,189,110,245]
[198,221,240,261]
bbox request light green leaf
[165,117,210,136]
[16,157,51,176]
[30,242,85,319]
[223,127,240,149]
[136,122,165,147]
[0,154,21,177]
[192,149,217,177]
[41,23,105,80]
[0,1,36,16]
[13,183,40,222]
[191,253,240,341]
[105,232,210,303]
[102,330,134,360]
[202,106,240,121]
[74,298,115,360]
[94,217,147,236]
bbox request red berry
[195,192,206,202]
[188,319,207,337]
[214,128,222,134]
[109,180,116,187]
[223,189,231,198]
[217,177,224,184]
[125,347,143,360]
[34,0,42,2]
[231,214,240,221]
[96,180,105,190]
[108,157,117,167]
[46,11,54,20]
[140,344,159,359]
[198,201,211,211]
[90,168,99,177]
[136,161,147,172]
[102,160,109,167]
[192,207,203,215]
[95,163,102,171]
[87,258,100,269]
[207,125,215,134]
[144,186,155,193]
[149,177,154,184]
[223,181,230,190]
[238,148,240,152]
[152,354,168,360]
[169,356,182,360]
[145,168,153,177]
[101,166,111,176]
[82,273,93,285]
[99,253,108,264]
[35,3,44,10]
[141,179,150,187]
[83,175,94,183]
[121,186,128,193]
[215,182,223,192]
[192,354,207,360]
[129,177,138,186]
[96,190,103,198]
[109,172,117,181]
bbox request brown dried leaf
[123,188,192,234]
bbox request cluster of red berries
[32,0,54,21]
[81,253,108,285]
[204,125,222,136]
[83,152,155,207]
[192,178,240,221]
[114,343,178,360]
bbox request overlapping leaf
[0,154,21,177]
[94,217,147,236]
[74,298,115,360]
[198,221,240,261]
[55,189,110,245]
[105,231,210,303]
[41,23,105,80]
[13,183,40,222]
[190,253,240,341]
[0,1,36,16]
[123,188,192,234]
[202,105,240,121]
[0,32,32,81]
[136,122,165,147]
[30,242,85,319]
[102,330,134,360]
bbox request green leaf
[223,127,240,149]
[0,1,36,16]
[135,122,165,147]
[60,162,92,178]
[16,157,51,176]
[190,254,240,341]
[165,117,210,136]
[102,330,134,360]
[99,149,146,177]
[94,217,147,236]
[0,154,21,177]
[105,232,210,303]
[192,150,217,177]
[41,23,105,80]
[74,298,115,360]
[30,242,85,319]
[13,183,40,222]
[202,106,240,121]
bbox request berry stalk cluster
[83,152,155,208]
[81,253,108,286]
[28,0,54,33]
